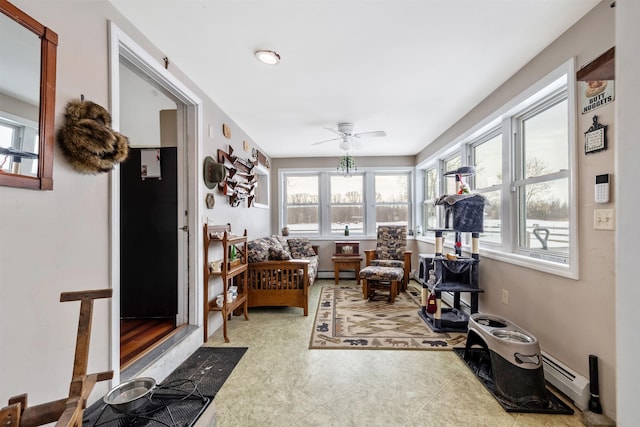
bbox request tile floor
[205,280,584,427]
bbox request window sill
[414,237,578,280]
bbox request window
[374,174,409,228]
[284,174,319,233]
[252,165,269,208]
[422,167,438,232]
[417,60,577,278]
[471,132,502,244]
[0,117,39,176]
[281,170,412,236]
[330,174,364,234]
[443,154,461,195]
[514,95,569,259]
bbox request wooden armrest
[363,249,376,266]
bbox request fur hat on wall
[57,98,129,174]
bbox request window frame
[280,167,414,237]
[252,164,270,209]
[416,58,578,279]
[329,173,365,235]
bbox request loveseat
[246,235,318,315]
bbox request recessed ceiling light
[255,50,281,65]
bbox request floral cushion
[370,259,405,269]
[272,235,292,259]
[287,238,316,258]
[375,225,407,261]
[247,237,271,263]
[269,246,292,260]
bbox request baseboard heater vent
[542,351,589,410]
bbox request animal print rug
[309,283,467,350]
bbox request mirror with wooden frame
[0,0,57,190]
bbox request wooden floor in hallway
[120,318,176,369]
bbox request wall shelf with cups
[203,223,249,342]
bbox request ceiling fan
[311,122,386,151]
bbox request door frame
[108,21,203,384]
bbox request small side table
[332,255,363,285]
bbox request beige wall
[615,0,640,423]
[416,0,617,418]
[0,0,271,407]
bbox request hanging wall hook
[163,57,169,69]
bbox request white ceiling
[108,0,600,158]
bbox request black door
[120,147,178,318]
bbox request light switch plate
[594,208,615,230]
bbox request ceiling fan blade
[311,136,342,145]
[354,130,387,138]
[324,127,345,136]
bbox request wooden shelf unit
[203,224,249,343]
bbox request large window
[374,174,409,228]
[418,61,576,278]
[422,167,438,232]
[284,175,319,233]
[443,154,461,195]
[472,132,502,245]
[514,95,569,258]
[281,170,412,236]
[330,175,364,234]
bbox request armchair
[363,225,412,291]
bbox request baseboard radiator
[542,350,590,410]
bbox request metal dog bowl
[104,377,156,413]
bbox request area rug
[83,347,246,426]
[453,347,574,415]
[310,284,466,350]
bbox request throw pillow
[269,246,292,260]
[287,238,316,259]
[273,235,293,259]
[247,238,270,263]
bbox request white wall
[0,0,271,408]
[615,0,640,424]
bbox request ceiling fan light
[255,50,280,65]
[339,140,351,151]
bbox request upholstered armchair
[363,225,412,291]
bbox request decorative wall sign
[222,123,231,139]
[580,80,615,114]
[585,115,608,154]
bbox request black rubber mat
[83,347,247,426]
[453,347,574,415]
[156,347,248,398]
